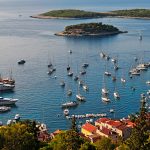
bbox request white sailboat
[76,83,85,101]
[100,51,105,58]
[83,84,89,91]
[101,74,109,95]
[102,96,110,102]
[114,91,120,99]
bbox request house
[95,118,132,140]
[81,123,97,136]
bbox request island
[31,9,150,20]
[55,22,126,36]
[30,9,110,19]
[111,9,150,19]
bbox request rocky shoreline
[31,15,150,20]
[30,15,102,20]
[55,31,127,37]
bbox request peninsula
[111,9,150,19]
[55,22,126,36]
[30,9,110,19]
[31,9,150,19]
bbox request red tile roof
[96,118,110,123]
[82,123,97,133]
[117,124,128,131]
[100,127,111,136]
[107,120,122,127]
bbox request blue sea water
[0,0,150,131]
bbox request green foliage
[123,101,150,150]
[0,122,38,150]
[49,129,83,150]
[71,116,78,132]
[95,137,116,150]
[80,142,96,150]
[41,9,106,18]
[118,143,130,150]
[112,9,150,17]
[65,22,119,34]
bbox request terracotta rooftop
[82,123,97,133]
[100,127,111,136]
[107,120,122,127]
[96,118,110,123]
[117,124,128,131]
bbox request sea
[0,0,150,131]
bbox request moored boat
[83,85,89,91]
[104,71,111,76]
[109,109,114,113]
[64,109,69,116]
[67,89,72,96]
[114,91,120,99]
[121,78,126,83]
[62,101,78,108]
[68,71,73,77]
[0,82,15,91]
[102,88,109,95]
[76,94,85,101]
[100,52,105,58]
[60,81,65,87]
[0,106,11,113]
[18,59,26,65]
[146,81,150,85]
[0,97,18,105]
[102,96,110,102]
[82,63,89,68]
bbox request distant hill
[31,9,150,19]
[111,9,150,18]
[31,9,110,19]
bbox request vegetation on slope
[65,22,119,33]
[111,9,150,18]
[55,22,123,36]
[41,9,108,18]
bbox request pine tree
[125,100,150,150]
[71,116,78,132]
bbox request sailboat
[62,86,78,108]
[101,74,110,102]
[76,82,85,101]
[114,91,120,99]
[101,74,109,95]
[100,51,106,58]
[104,61,111,76]
[121,67,126,83]
[102,96,110,102]
[60,80,65,87]
[47,56,56,75]
[0,71,15,85]
[83,84,89,91]
[121,77,126,83]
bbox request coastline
[30,15,103,20]
[30,14,150,20]
[55,31,127,37]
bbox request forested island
[55,22,126,36]
[31,9,150,19]
[111,9,150,18]
[31,9,109,19]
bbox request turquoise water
[0,0,150,131]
